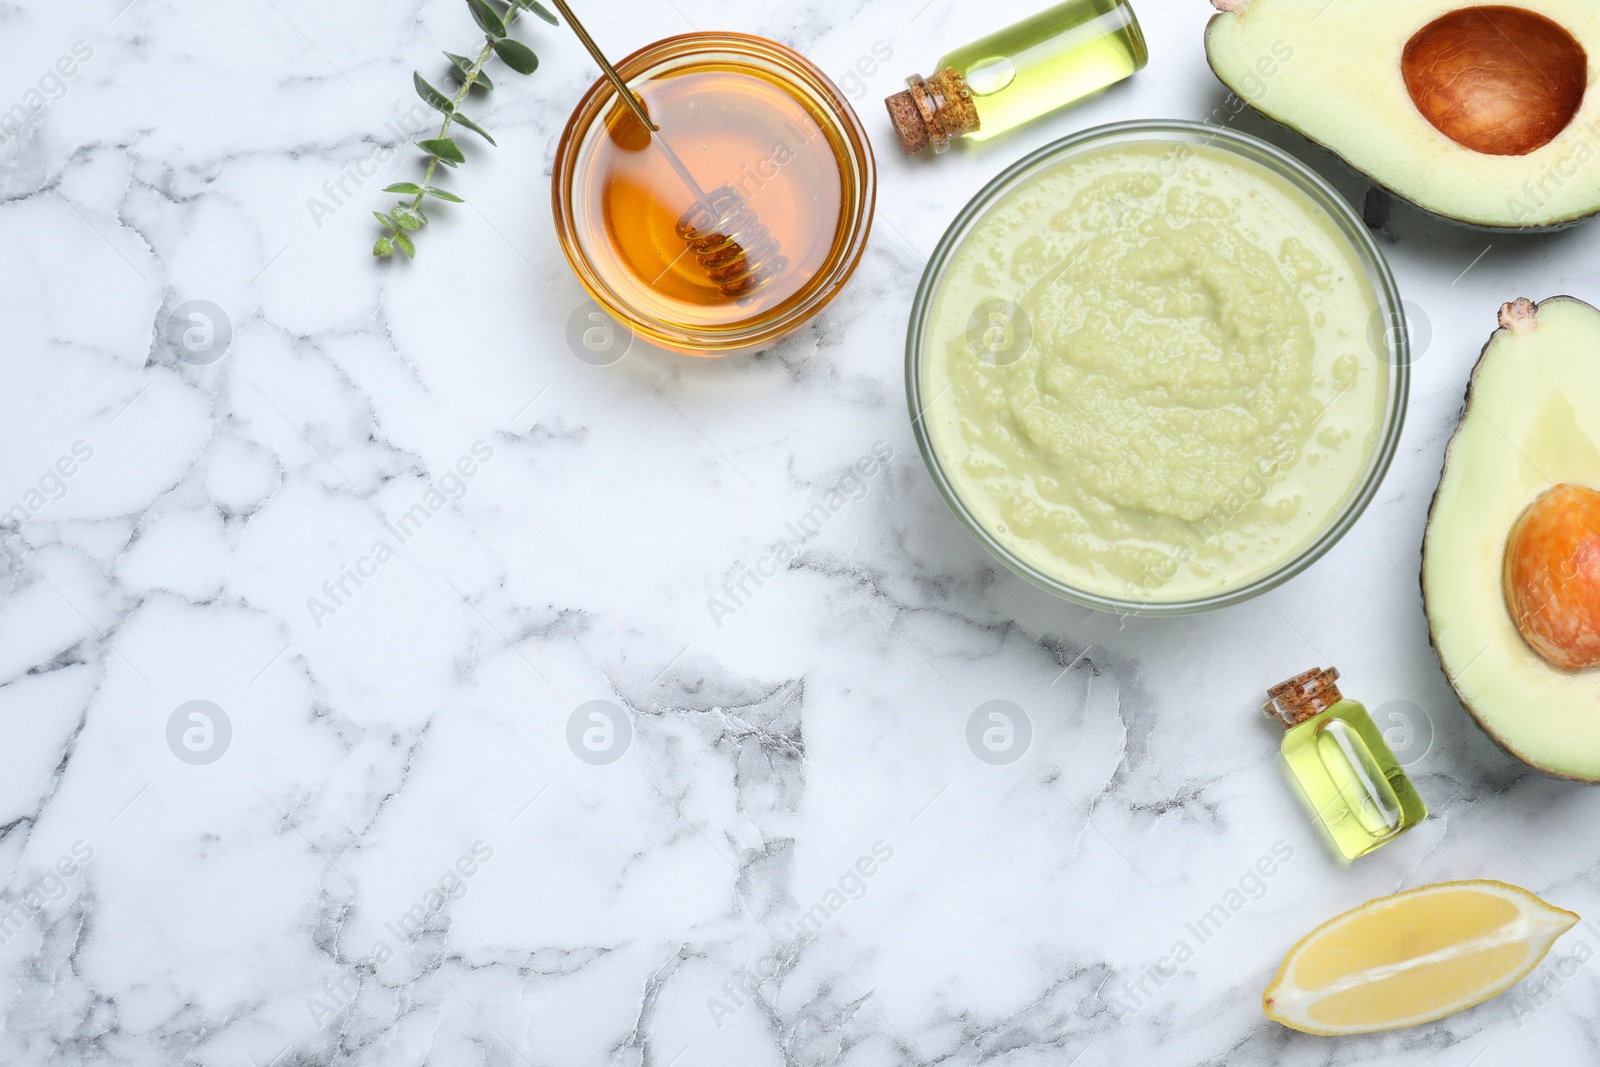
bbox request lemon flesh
[1265,879,1578,1035]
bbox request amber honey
[554,34,876,355]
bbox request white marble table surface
[4,0,1600,1063]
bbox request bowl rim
[551,31,876,356]
[904,118,1411,616]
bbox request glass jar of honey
[552,33,876,356]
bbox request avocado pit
[1402,6,1587,156]
[1503,483,1600,670]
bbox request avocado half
[1423,296,1600,781]
[1205,0,1600,230]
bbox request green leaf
[466,0,507,37]
[395,231,416,258]
[451,110,496,145]
[444,51,494,90]
[425,188,466,202]
[522,0,558,24]
[374,235,395,257]
[414,71,454,114]
[492,38,538,74]
[392,205,424,230]
[419,137,466,163]
[373,209,398,229]
[383,182,424,195]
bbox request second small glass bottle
[1264,667,1428,860]
[885,0,1148,154]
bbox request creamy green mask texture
[923,141,1386,602]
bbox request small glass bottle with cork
[1264,667,1428,860]
[886,0,1148,154]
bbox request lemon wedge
[1265,879,1579,1035]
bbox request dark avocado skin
[1419,295,1600,783]
[1201,13,1600,234]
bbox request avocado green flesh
[1424,297,1600,780]
[1205,0,1600,230]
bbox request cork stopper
[885,88,929,155]
[884,67,981,155]
[1263,667,1343,728]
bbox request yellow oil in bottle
[886,0,1146,154]
[942,0,1147,142]
[1281,702,1427,859]
[1266,669,1427,861]
[573,63,847,329]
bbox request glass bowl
[905,120,1409,615]
[552,33,875,356]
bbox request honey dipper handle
[547,0,715,210]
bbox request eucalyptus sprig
[373,0,557,258]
